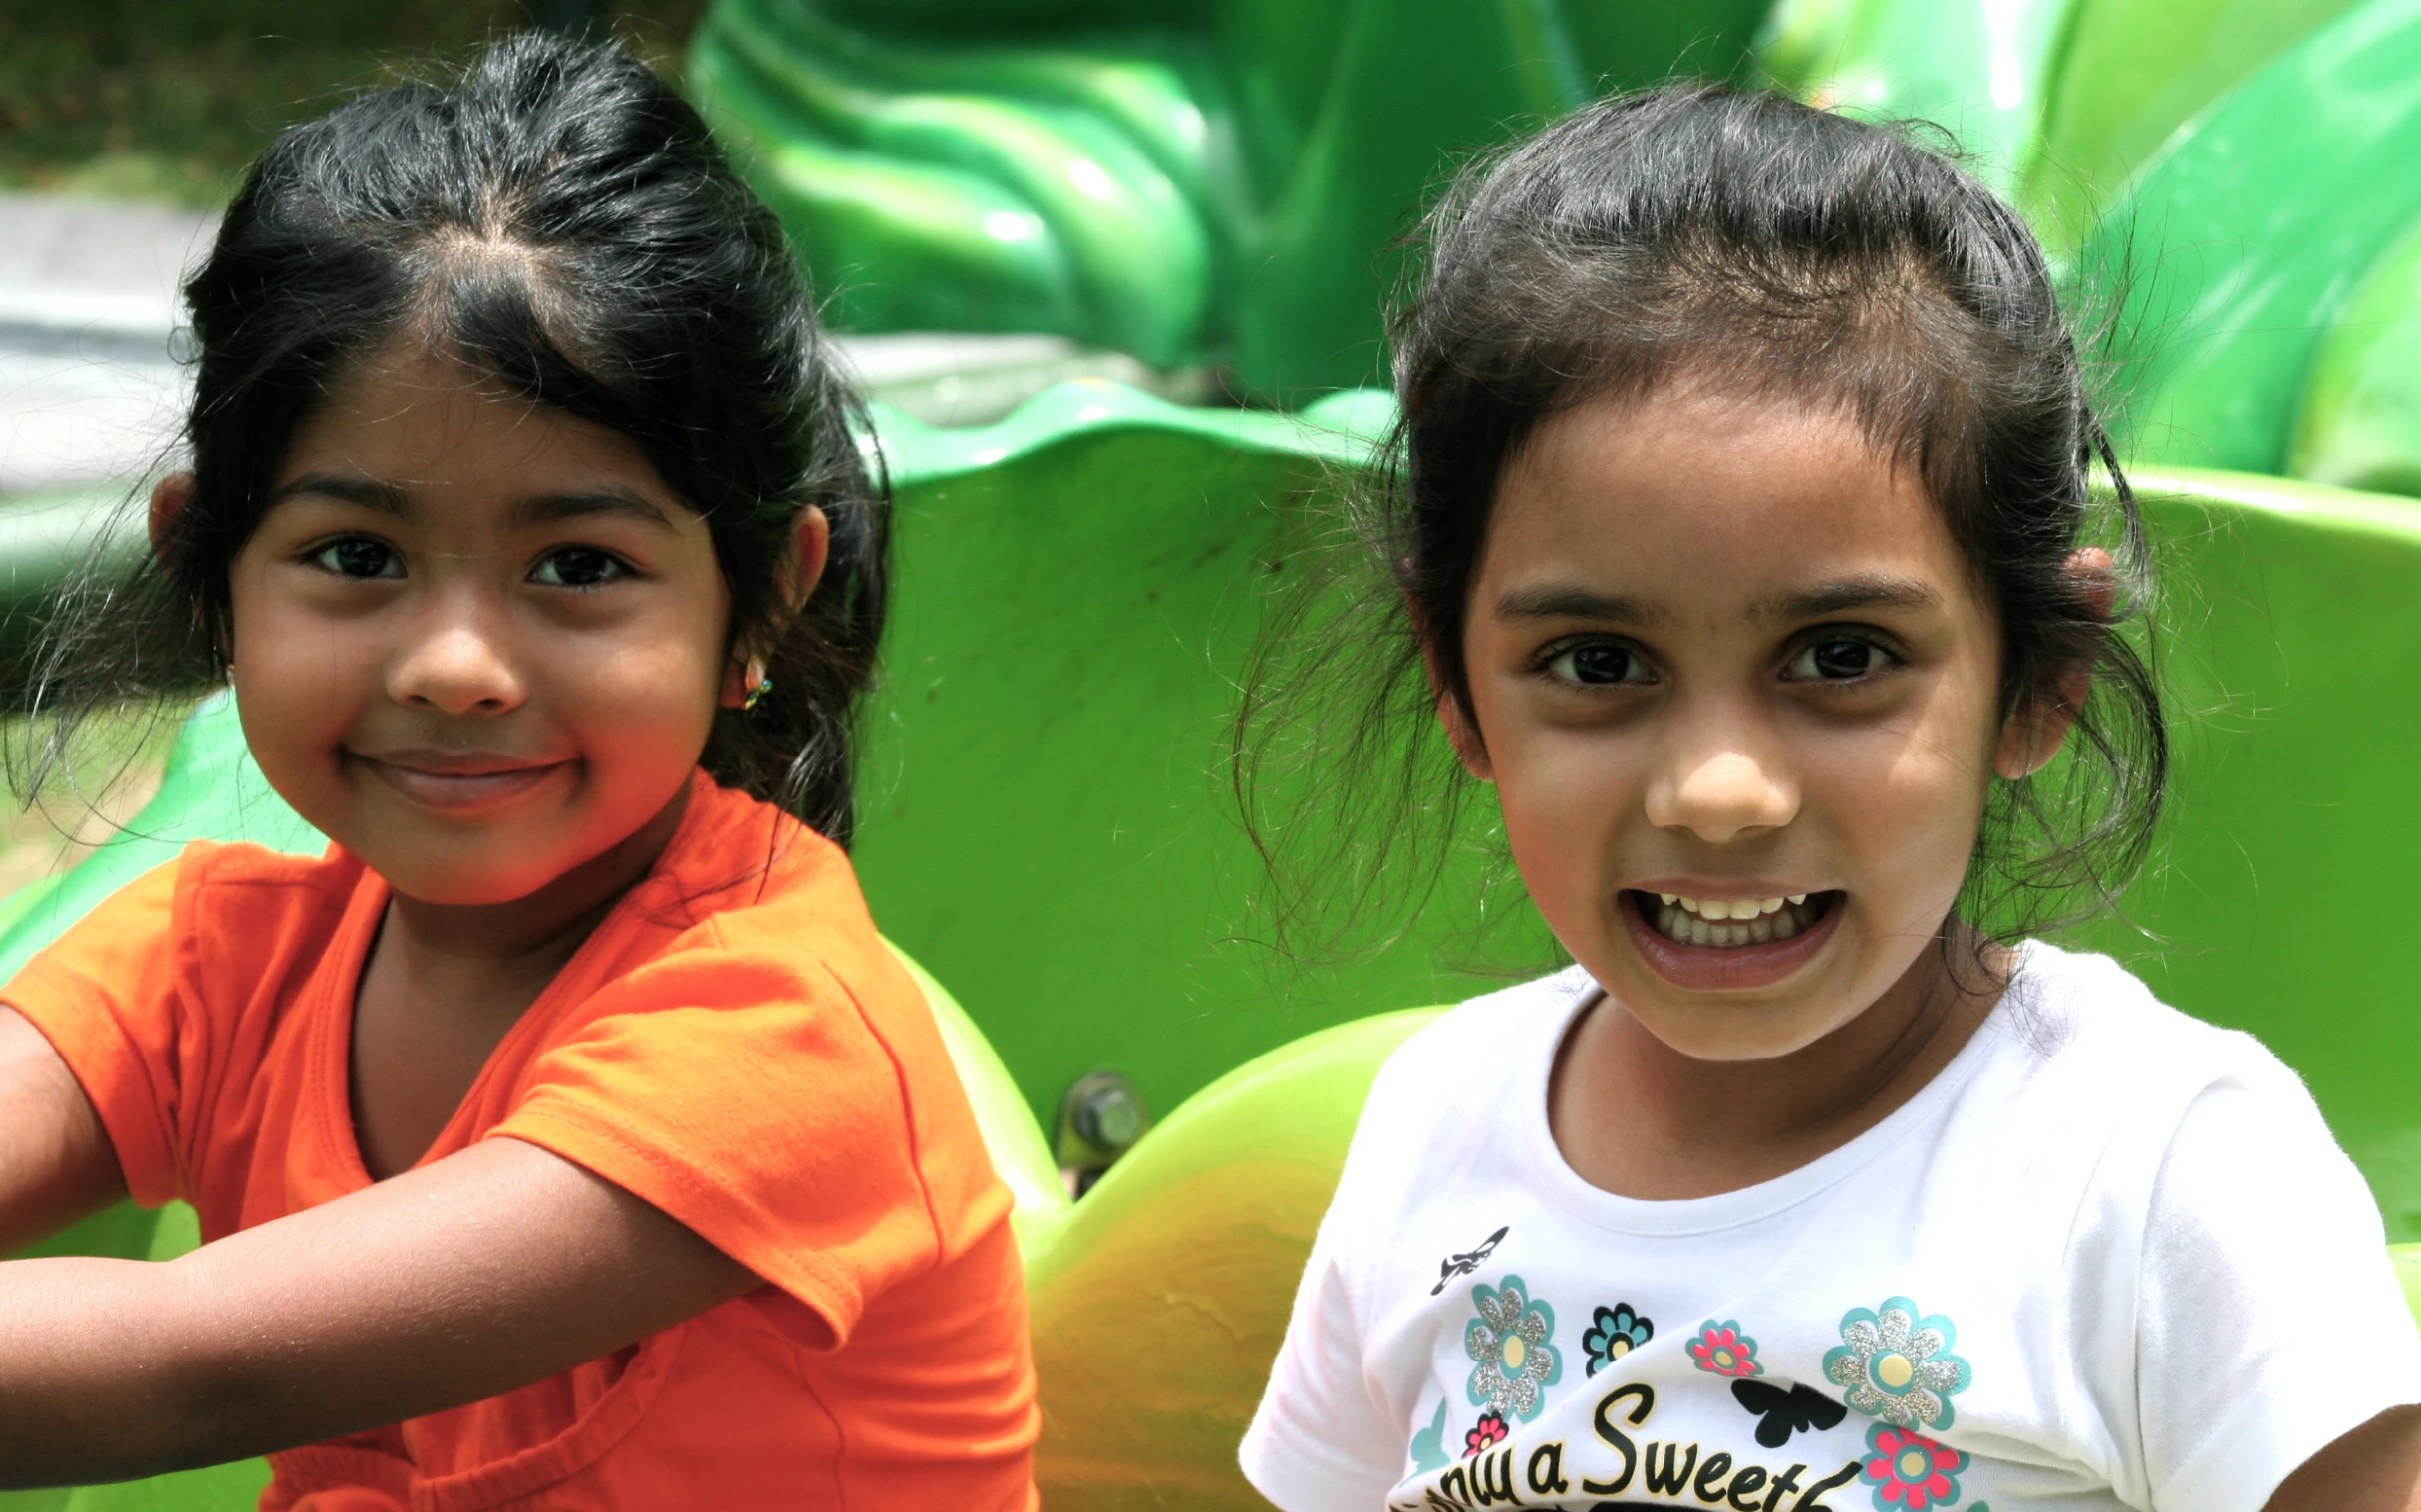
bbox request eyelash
[1530,629,1908,689]
[299,537,637,590]
[1779,631,1906,685]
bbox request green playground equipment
[18,0,2421,1505]
[688,0,1773,396]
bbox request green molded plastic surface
[1023,1005,1440,1508]
[2288,215,2421,496]
[1755,0,2077,191]
[689,0,1767,395]
[2085,0,2421,474]
[2020,0,2367,243]
[2104,467,2421,1238]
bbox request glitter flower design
[1464,1412,1510,1457]
[1686,1319,1764,1378]
[1824,1297,1972,1429]
[1464,1275,1563,1421]
[1582,1303,1654,1375]
[1861,1423,1967,1510]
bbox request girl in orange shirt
[0,33,1037,1510]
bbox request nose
[385,584,527,717]
[1642,704,1799,844]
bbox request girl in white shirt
[1237,85,2421,1512]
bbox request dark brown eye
[530,546,624,588]
[312,538,402,579]
[1548,643,1648,686]
[1788,639,1887,681]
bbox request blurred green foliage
[0,0,705,205]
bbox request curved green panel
[2084,0,2421,473]
[2114,467,2421,1238]
[1754,0,2077,191]
[2287,212,2421,496]
[1025,1006,1439,1509]
[688,0,1773,395]
[692,2,1220,366]
[2021,0,2366,243]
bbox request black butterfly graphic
[1730,1379,1848,1448]
[1429,1225,1509,1296]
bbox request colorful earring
[741,656,772,711]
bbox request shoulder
[1324,966,1592,1214]
[1994,942,2303,1118]
[630,780,915,1028]
[1363,965,1591,1117]
[20,839,356,991]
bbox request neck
[1552,922,2006,1201]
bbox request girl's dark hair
[1239,84,2165,959]
[27,34,887,844]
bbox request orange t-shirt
[5,770,1039,1511]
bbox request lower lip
[358,757,571,813]
[1621,891,1844,992]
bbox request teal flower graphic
[1464,1275,1563,1421]
[1823,1297,1971,1429]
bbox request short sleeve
[3,859,193,1208]
[1239,1113,1414,1510]
[488,919,1002,1350]
[2136,1064,2421,1512]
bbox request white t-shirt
[1241,943,2421,1512]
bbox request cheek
[1483,723,1639,911]
[1803,676,2000,913]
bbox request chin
[368,850,573,908]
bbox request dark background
[0,0,703,205]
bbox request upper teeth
[1656,893,1807,919]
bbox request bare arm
[0,1131,757,1489]
[0,1007,126,1256]
[2264,1406,2421,1512]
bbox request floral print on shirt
[1825,1297,1972,1428]
[1463,1275,1563,1421]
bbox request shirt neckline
[1515,946,2032,1236]
[306,769,735,1191]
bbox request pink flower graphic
[1686,1319,1763,1378]
[1862,1424,1967,1510]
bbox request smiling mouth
[1630,890,1841,949]
[353,752,573,811]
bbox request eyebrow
[1755,574,1944,622]
[265,475,678,532]
[1492,584,1662,624]
[1490,573,1943,627]
[269,473,413,518]
[505,488,680,532]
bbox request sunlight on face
[226,348,733,906]
[1456,385,2015,1061]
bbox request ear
[1418,644,1493,782]
[1407,588,1493,781]
[1993,547,2115,780]
[149,473,195,556]
[783,505,831,612]
[719,507,835,709]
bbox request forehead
[1481,386,1974,621]
[275,347,670,506]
